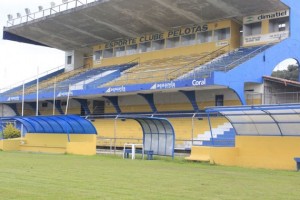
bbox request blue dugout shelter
[206,104,300,136]
[119,116,175,157]
[1,115,97,135]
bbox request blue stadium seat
[202,128,236,147]
[178,44,272,80]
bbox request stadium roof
[3,0,287,53]
[263,76,300,88]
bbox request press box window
[166,37,180,48]
[139,42,152,53]
[103,48,113,58]
[181,34,196,46]
[214,28,230,41]
[152,39,165,51]
[197,31,212,43]
[114,46,126,57]
[244,22,262,36]
[67,56,72,65]
[93,50,103,61]
[126,44,138,55]
[215,95,224,106]
[269,17,289,33]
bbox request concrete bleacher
[173,117,230,149]
[10,63,136,96]
[178,44,272,80]
[193,122,235,147]
[104,50,226,86]
[42,63,135,93]
[1,67,64,96]
[11,66,87,95]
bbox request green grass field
[0,151,300,200]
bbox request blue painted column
[138,93,157,113]
[4,103,20,116]
[180,90,200,112]
[26,102,40,115]
[47,100,64,114]
[73,98,91,115]
[103,96,121,114]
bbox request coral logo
[192,79,206,86]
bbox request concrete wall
[188,136,300,170]
[2,134,98,155]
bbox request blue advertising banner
[0,76,214,103]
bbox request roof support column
[138,93,157,113]
[180,90,199,112]
[103,96,121,114]
[26,102,41,115]
[4,103,20,116]
[228,83,247,105]
[47,100,64,115]
[73,98,91,115]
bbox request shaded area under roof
[206,104,300,136]
[118,116,175,157]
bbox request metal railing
[264,92,300,104]
[1,60,139,97]
[166,45,230,80]
[0,64,65,94]
[223,43,272,72]
[6,0,98,27]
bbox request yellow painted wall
[67,141,96,156]
[187,136,300,170]
[104,105,117,114]
[93,20,239,67]
[261,20,270,34]
[19,134,96,155]
[97,42,230,67]
[120,105,151,113]
[230,20,241,49]
[94,119,143,147]
[156,103,193,112]
[235,136,300,170]
[0,139,21,151]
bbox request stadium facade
[1,0,300,169]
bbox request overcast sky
[0,0,64,91]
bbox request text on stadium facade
[101,24,208,49]
[243,10,289,24]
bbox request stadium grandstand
[1,0,300,169]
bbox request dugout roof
[206,104,300,136]
[3,0,287,53]
[2,115,97,134]
[119,116,175,157]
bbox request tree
[272,64,299,81]
[3,123,21,139]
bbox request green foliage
[272,64,299,81]
[3,123,21,139]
